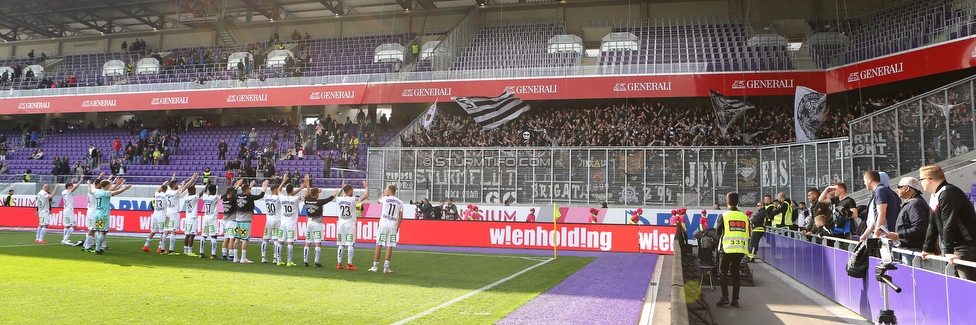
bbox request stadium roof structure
[0,0,520,41]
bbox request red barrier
[1,207,676,254]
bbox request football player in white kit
[198,184,221,258]
[60,179,82,245]
[34,182,59,244]
[144,181,171,253]
[162,173,199,255]
[261,180,287,264]
[181,185,204,256]
[335,181,368,270]
[369,184,403,273]
[277,173,308,267]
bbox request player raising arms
[198,184,221,258]
[82,177,126,252]
[144,181,169,253]
[85,172,107,237]
[34,182,59,244]
[181,185,204,256]
[163,172,199,255]
[221,179,243,261]
[261,180,286,264]
[234,180,267,264]
[369,184,403,274]
[277,173,308,266]
[303,184,340,267]
[60,178,81,245]
[90,179,134,254]
[335,181,369,270]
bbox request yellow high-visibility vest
[772,201,793,227]
[721,210,750,254]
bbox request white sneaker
[383,268,393,274]
[367,266,378,272]
[61,240,72,245]
[261,258,268,264]
[240,258,253,264]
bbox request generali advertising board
[3,36,976,113]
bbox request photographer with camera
[918,165,976,280]
[883,177,929,267]
[818,183,857,240]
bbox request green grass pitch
[0,230,592,324]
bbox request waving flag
[794,86,827,142]
[454,91,531,130]
[709,90,755,136]
[422,101,437,130]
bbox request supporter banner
[709,89,754,136]
[793,86,827,142]
[0,207,678,254]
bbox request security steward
[715,192,750,308]
[748,200,771,261]
[770,192,795,230]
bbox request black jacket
[923,182,976,254]
[894,196,929,250]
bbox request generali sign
[310,91,356,100]
[847,62,905,83]
[503,84,559,94]
[150,97,189,105]
[226,94,268,103]
[401,87,452,97]
[731,79,795,89]
[17,102,50,110]
[81,99,117,107]
[613,82,672,92]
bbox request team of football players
[34,172,404,272]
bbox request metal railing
[429,7,482,72]
[847,73,976,181]
[767,228,976,278]
[366,138,851,206]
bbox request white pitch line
[638,255,665,325]
[391,257,555,325]
[397,250,551,261]
[0,238,144,249]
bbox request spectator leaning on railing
[884,177,929,267]
[918,164,976,280]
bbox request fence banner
[0,207,677,254]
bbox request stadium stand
[590,17,794,73]
[808,0,958,68]
[3,119,406,186]
[453,22,580,71]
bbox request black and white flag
[794,86,827,142]
[709,90,755,136]
[454,91,531,130]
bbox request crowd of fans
[406,98,878,148]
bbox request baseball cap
[897,177,921,191]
